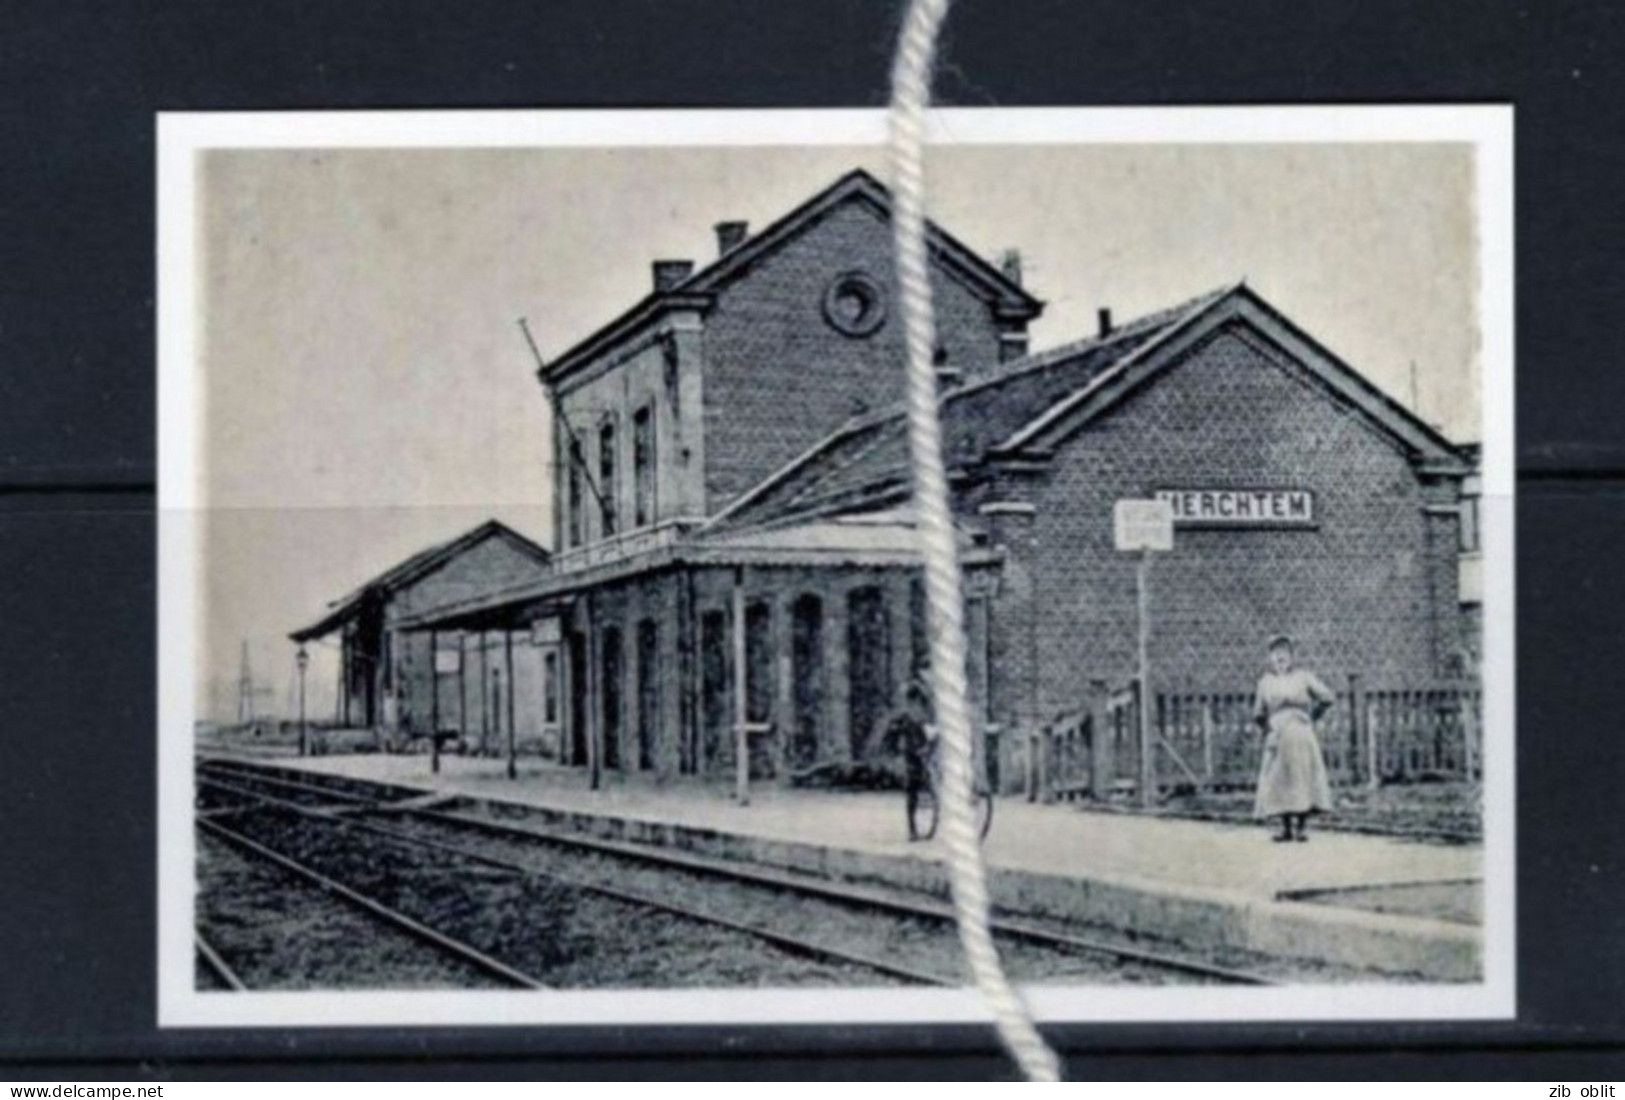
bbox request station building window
[745,600,775,726]
[567,632,588,767]
[542,649,559,726]
[633,404,655,528]
[909,575,929,679]
[700,610,732,769]
[567,439,584,548]
[601,625,623,770]
[599,422,618,537]
[846,586,892,760]
[636,619,659,771]
[789,595,825,769]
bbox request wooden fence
[1027,676,1481,802]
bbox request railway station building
[290,520,560,754]
[365,168,1472,789]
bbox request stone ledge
[464,793,1481,982]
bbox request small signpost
[1114,499,1174,808]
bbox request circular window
[822,271,887,337]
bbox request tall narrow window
[700,610,732,770]
[601,626,623,770]
[745,601,775,725]
[632,405,655,528]
[542,649,559,725]
[636,619,659,771]
[599,422,618,537]
[567,439,584,548]
[909,575,929,678]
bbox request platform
[248,752,1484,980]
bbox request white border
[157,106,1515,1029]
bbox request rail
[197,758,1277,986]
[196,772,951,987]
[193,931,245,991]
[199,815,548,990]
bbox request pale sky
[197,142,1477,718]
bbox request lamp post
[296,645,309,758]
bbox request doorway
[700,609,731,772]
[789,594,824,769]
[601,626,623,771]
[567,631,588,767]
[636,619,659,771]
[846,586,892,761]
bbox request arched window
[745,600,774,726]
[636,619,659,771]
[567,439,584,548]
[598,420,618,536]
[633,404,656,528]
[846,585,892,760]
[789,594,825,769]
[601,625,623,770]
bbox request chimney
[652,259,694,293]
[1097,307,1113,338]
[714,220,749,256]
[999,248,1023,287]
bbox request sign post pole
[1136,548,1154,808]
[1113,498,1173,810]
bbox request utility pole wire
[518,317,610,514]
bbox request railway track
[201,816,550,988]
[195,757,1280,988]
[196,772,944,989]
[195,825,519,992]
[194,931,245,991]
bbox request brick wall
[700,198,1010,510]
[562,561,933,781]
[562,569,685,777]
[1009,322,1462,721]
[387,534,549,621]
[378,532,550,739]
[551,317,707,549]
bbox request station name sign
[1154,488,1315,527]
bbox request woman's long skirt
[1253,712,1334,817]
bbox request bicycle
[906,734,994,842]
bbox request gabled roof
[706,285,1234,532]
[998,284,1468,464]
[706,283,1469,533]
[289,520,551,642]
[538,168,1043,384]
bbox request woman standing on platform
[1252,635,1335,842]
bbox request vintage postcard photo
[157,107,1514,1027]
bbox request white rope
[887,0,1063,1082]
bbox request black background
[2,0,1622,1081]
